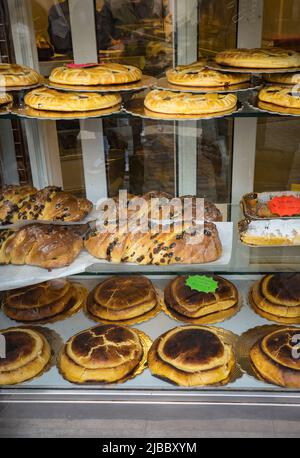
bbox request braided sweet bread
[0,185,93,224]
[0,224,83,269]
[84,221,222,265]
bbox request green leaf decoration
[185,275,218,293]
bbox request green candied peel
[185,275,219,293]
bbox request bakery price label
[268,195,300,217]
[185,275,218,293]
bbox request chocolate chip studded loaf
[84,222,222,265]
[0,224,83,269]
[0,185,93,224]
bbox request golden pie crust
[49,63,142,86]
[144,89,237,114]
[0,93,12,106]
[167,62,250,87]
[264,72,300,85]
[258,85,300,109]
[215,48,300,68]
[0,64,40,87]
[24,87,121,112]
[0,327,51,385]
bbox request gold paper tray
[124,97,243,121]
[241,191,300,221]
[155,76,262,94]
[207,62,300,74]
[249,95,300,117]
[44,75,157,93]
[11,103,122,120]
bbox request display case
[1,0,300,438]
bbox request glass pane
[254,117,300,192]
[198,0,238,57]
[31,0,73,65]
[262,0,300,49]
[95,0,173,77]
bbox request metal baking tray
[207,62,300,74]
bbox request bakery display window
[1,0,300,436]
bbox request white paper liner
[0,251,96,291]
[154,77,262,94]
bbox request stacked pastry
[86,275,160,324]
[164,275,238,323]
[0,327,51,385]
[2,279,86,322]
[0,185,92,224]
[144,89,237,116]
[257,85,300,114]
[0,224,83,269]
[215,47,300,69]
[250,327,300,388]
[58,324,148,384]
[250,273,300,323]
[0,93,12,108]
[0,63,41,87]
[84,221,222,265]
[148,325,236,386]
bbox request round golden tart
[215,48,300,69]
[2,279,86,322]
[144,89,237,115]
[258,85,300,109]
[0,93,12,106]
[86,275,159,323]
[264,72,300,85]
[0,327,51,385]
[250,327,300,388]
[59,324,144,383]
[148,325,235,386]
[24,87,121,112]
[250,273,300,321]
[164,275,238,321]
[49,63,142,86]
[167,62,250,87]
[0,64,40,87]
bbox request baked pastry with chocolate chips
[84,221,222,265]
[148,325,235,386]
[58,324,146,383]
[2,279,86,322]
[0,185,92,224]
[250,327,300,388]
[0,327,51,385]
[0,224,83,269]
